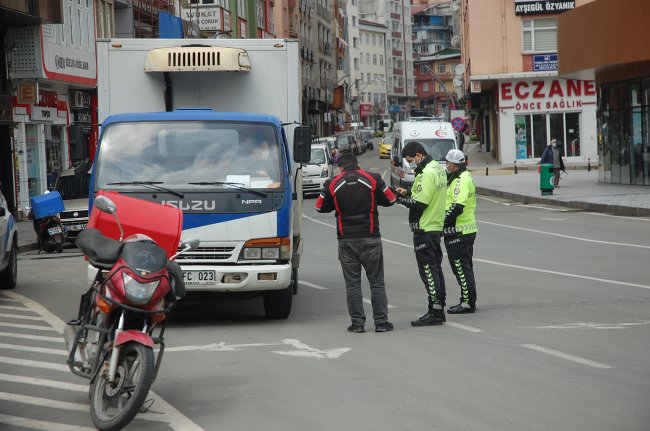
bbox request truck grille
[176,246,236,262]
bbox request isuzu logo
[242,199,262,204]
[162,200,217,210]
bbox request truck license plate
[304,179,313,184]
[64,223,86,232]
[182,270,216,285]
[47,226,63,235]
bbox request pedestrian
[394,142,448,326]
[458,125,466,153]
[540,138,566,187]
[443,149,478,314]
[315,153,397,333]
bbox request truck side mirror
[293,126,312,163]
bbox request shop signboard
[180,6,222,31]
[499,78,596,113]
[533,54,558,71]
[514,0,575,16]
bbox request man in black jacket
[316,153,397,333]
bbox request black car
[359,130,374,150]
[335,133,354,154]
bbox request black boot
[411,308,445,326]
[448,303,475,314]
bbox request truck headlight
[122,273,160,305]
[241,237,290,261]
[321,168,328,178]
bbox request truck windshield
[404,138,455,161]
[95,121,284,191]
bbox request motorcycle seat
[75,228,124,269]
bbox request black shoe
[448,303,475,314]
[347,324,365,333]
[375,322,394,332]
[411,310,445,326]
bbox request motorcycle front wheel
[90,342,155,431]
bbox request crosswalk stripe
[0,331,63,343]
[0,304,29,311]
[0,355,69,372]
[0,413,95,431]
[0,373,86,392]
[0,312,44,321]
[0,391,87,411]
[0,342,68,356]
[0,321,59,332]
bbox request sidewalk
[463,141,650,217]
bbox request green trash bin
[540,163,554,195]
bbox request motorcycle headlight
[123,273,160,305]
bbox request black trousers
[444,233,477,305]
[413,231,446,309]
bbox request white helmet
[445,149,466,164]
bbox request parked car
[335,133,354,154]
[54,164,91,242]
[0,189,18,289]
[302,144,334,195]
[359,129,374,150]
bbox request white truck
[91,38,311,318]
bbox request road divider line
[299,281,329,290]
[0,342,67,356]
[516,204,567,212]
[446,322,484,333]
[363,298,397,309]
[0,372,86,391]
[0,413,95,431]
[0,331,63,343]
[521,344,612,369]
[479,220,650,249]
[304,216,650,290]
[0,355,69,372]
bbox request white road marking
[0,342,67,356]
[0,321,59,331]
[300,280,329,290]
[521,344,612,369]
[0,355,69,372]
[0,413,94,431]
[0,304,28,311]
[0,331,63,343]
[0,291,205,431]
[273,338,351,359]
[0,391,87,411]
[0,372,87,391]
[539,218,567,221]
[479,220,650,249]
[0,312,44,321]
[305,216,650,290]
[525,321,650,330]
[446,322,484,333]
[585,212,650,222]
[167,341,278,352]
[363,298,397,309]
[0,296,21,303]
[478,196,507,204]
[303,214,336,229]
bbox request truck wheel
[0,240,17,290]
[263,286,292,319]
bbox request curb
[18,243,40,254]
[475,187,650,217]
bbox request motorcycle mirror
[94,196,117,215]
[180,238,200,250]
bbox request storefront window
[514,112,581,159]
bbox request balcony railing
[317,4,332,20]
[390,13,400,19]
[393,68,403,76]
[391,31,401,38]
[392,49,402,56]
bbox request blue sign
[388,105,401,113]
[533,54,558,71]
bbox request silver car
[0,190,18,289]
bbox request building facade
[460,0,597,165]
[558,0,650,186]
[356,19,388,128]
[414,48,460,119]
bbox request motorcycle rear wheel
[90,342,155,431]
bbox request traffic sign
[451,117,465,131]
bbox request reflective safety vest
[446,170,477,235]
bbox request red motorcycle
[64,192,198,431]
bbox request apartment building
[357,19,389,127]
[460,0,596,164]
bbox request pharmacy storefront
[497,77,597,164]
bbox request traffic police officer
[443,149,478,313]
[395,142,448,326]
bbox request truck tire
[292,268,299,295]
[0,240,17,290]
[263,285,292,319]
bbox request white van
[389,118,458,189]
[302,143,334,195]
[54,165,91,242]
